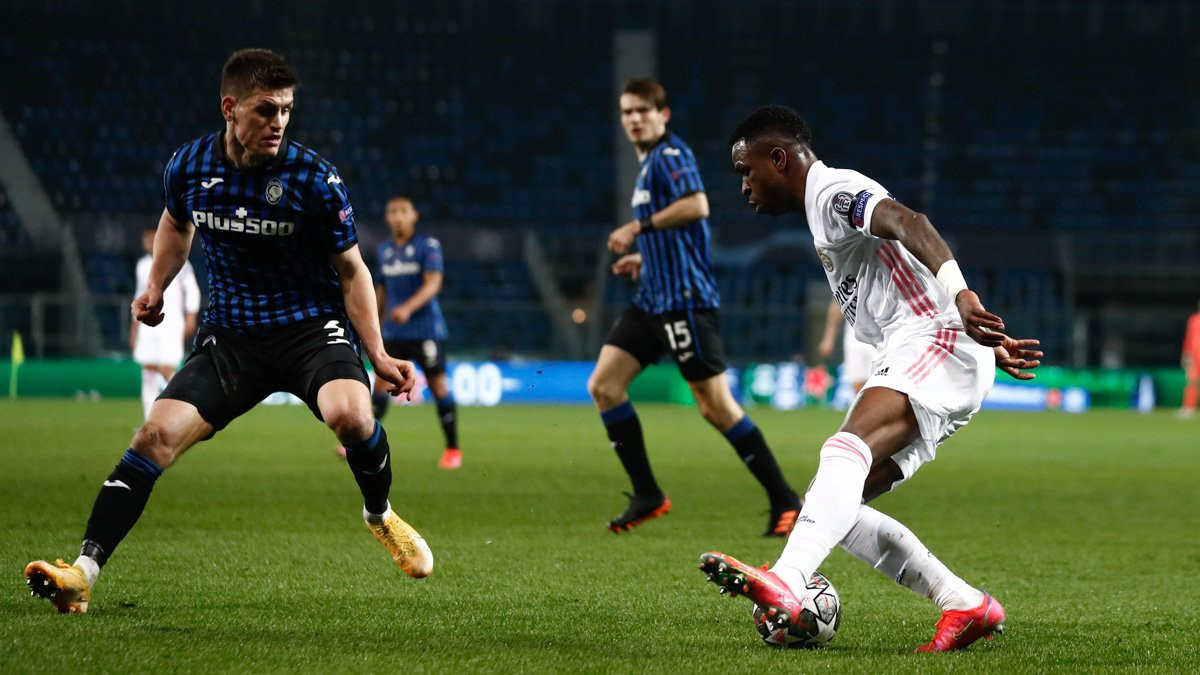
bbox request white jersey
[804,161,961,348]
[133,255,200,366]
[806,161,996,487]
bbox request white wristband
[936,260,969,300]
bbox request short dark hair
[729,105,813,148]
[622,78,667,109]
[220,48,299,99]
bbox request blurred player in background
[1180,300,1200,419]
[25,48,431,615]
[369,195,460,469]
[700,105,1042,651]
[591,79,802,536]
[131,225,200,419]
[818,297,875,397]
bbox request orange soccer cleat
[366,508,434,578]
[437,448,462,470]
[607,493,671,533]
[763,505,801,537]
[916,592,1006,652]
[25,559,91,614]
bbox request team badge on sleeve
[832,191,854,216]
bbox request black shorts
[383,339,447,377]
[161,316,370,432]
[604,306,727,381]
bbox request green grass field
[1,400,1197,673]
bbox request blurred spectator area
[0,0,1196,363]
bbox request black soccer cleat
[608,492,671,533]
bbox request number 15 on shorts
[663,320,692,352]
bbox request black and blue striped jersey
[162,131,357,332]
[630,131,719,314]
[377,233,449,341]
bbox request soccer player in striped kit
[25,49,432,614]
[591,79,802,536]
[371,195,461,469]
[699,105,1042,651]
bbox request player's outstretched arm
[132,208,194,327]
[331,245,416,397]
[995,336,1042,380]
[869,199,1005,346]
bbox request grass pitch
[1,399,1197,673]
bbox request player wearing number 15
[24,48,432,615]
[590,79,802,536]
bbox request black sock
[81,449,163,567]
[435,395,458,449]
[601,401,661,497]
[724,417,798,507]
[344,421,391,515]
[371,391,390,420]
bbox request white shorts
[134,328,185,368]
[853,325,994,487]
[842,331,876,385]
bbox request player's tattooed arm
[869,199,1006,347]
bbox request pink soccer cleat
[916,592,1006,652]
[698,552,808,635]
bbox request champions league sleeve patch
[850,190,873,229]
[832,191,854,216]
[338,205,354,223]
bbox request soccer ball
[752,571,841,648]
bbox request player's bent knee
[324,406,375,443]
[586,375,619,408]
[130,421,184,469]
[693,390,740,429]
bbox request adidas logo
[873,367,890,377]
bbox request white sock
[363,500,392,525]
[771,432,872,594]
[839,504,984,611]
[72,555,101,588]
[140,369,159,419]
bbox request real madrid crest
[818,248,834,272]
[265,179,284,205]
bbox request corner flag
[9,330,23,399]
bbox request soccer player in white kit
[130,225,200,419]
[699,105,1042,652]
[818,298,875,395]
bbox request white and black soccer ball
[752,571,841,648]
